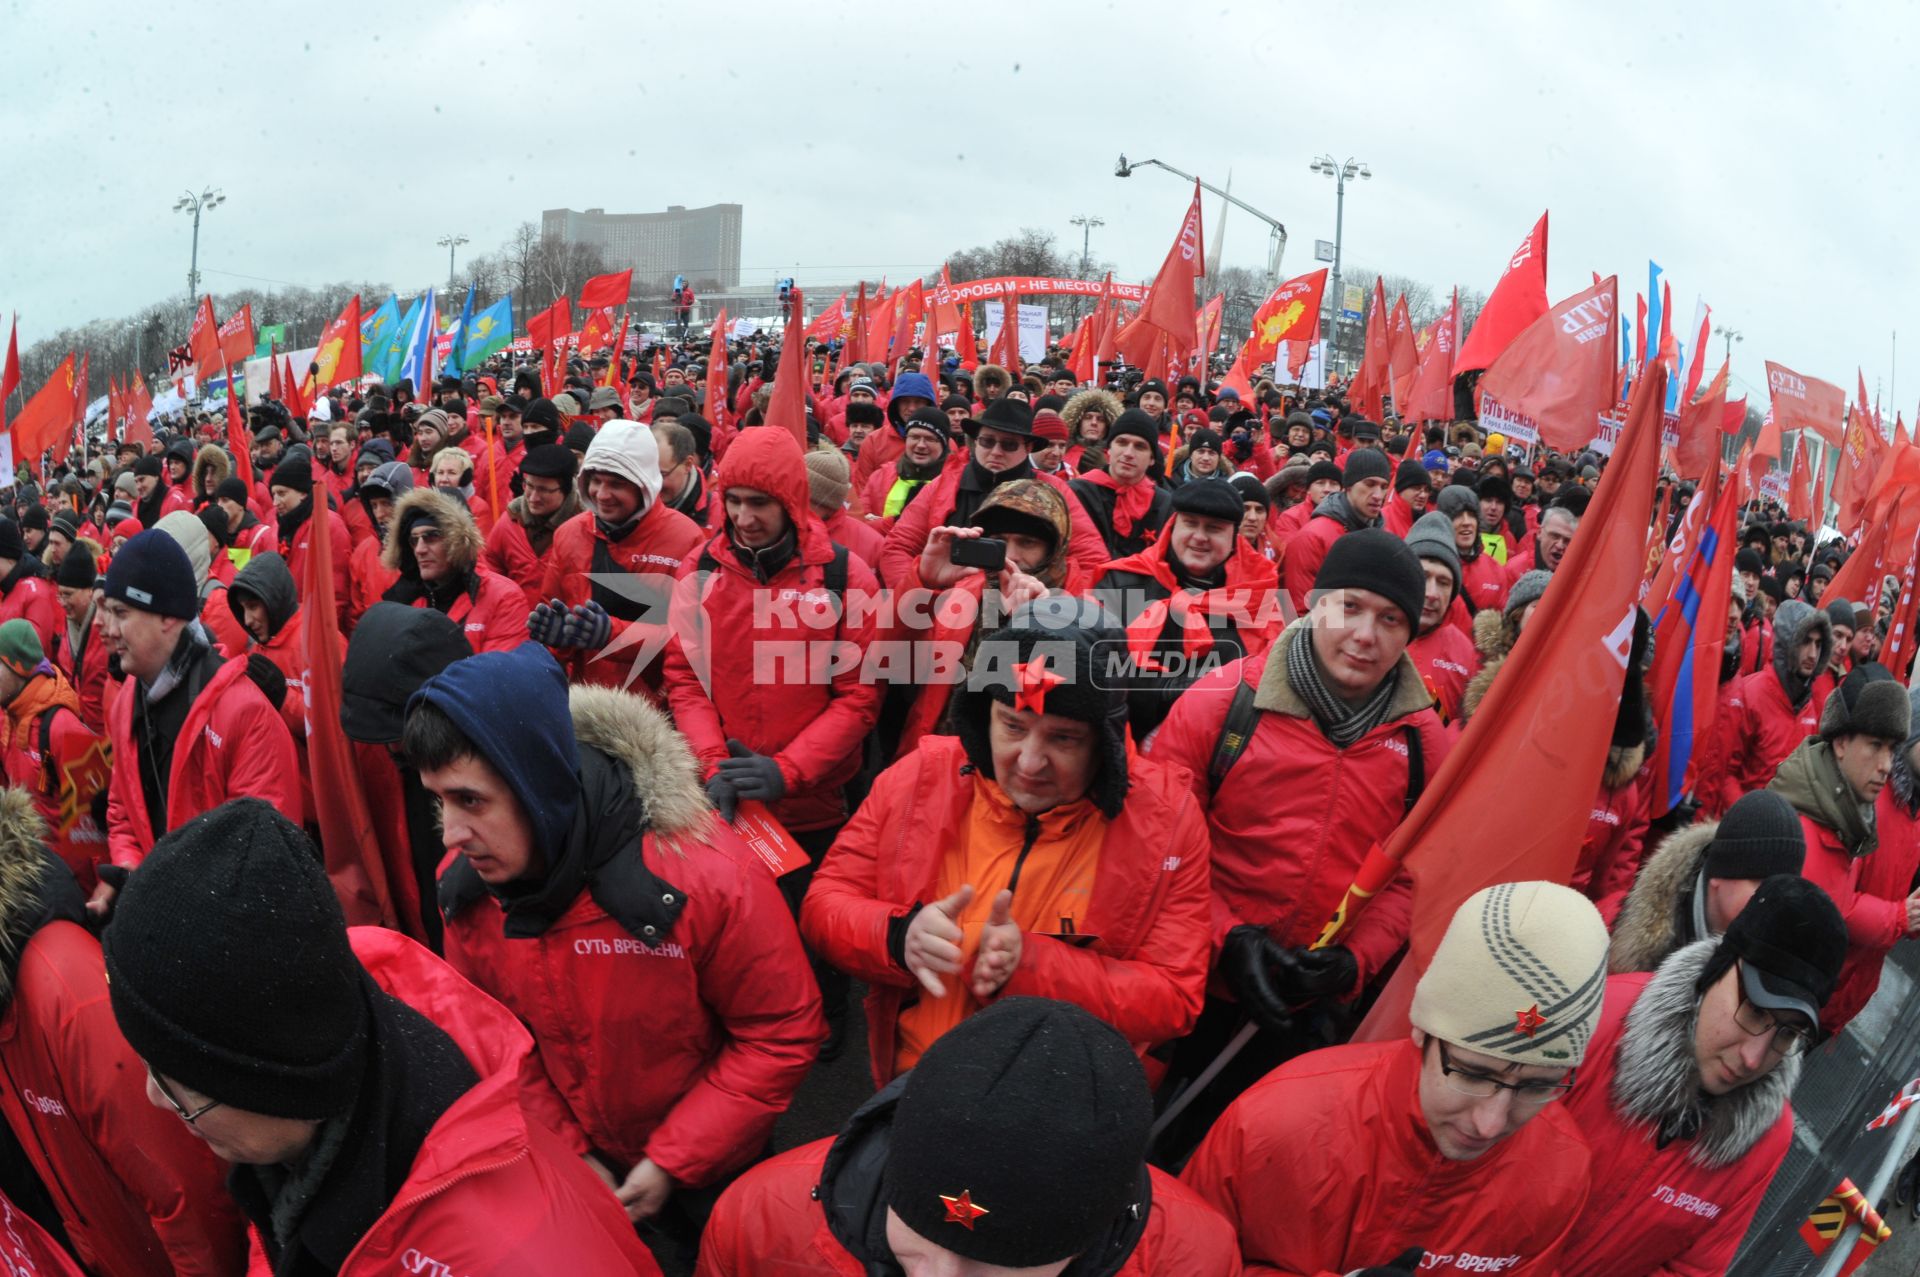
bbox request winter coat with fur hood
[0,792,248,1275]
[1717,598,1832,807]
[381,488,529,655]
[1556,946,1796,1277]
[440,686,824,1188]
[1603,819,1722,971]
[662,428,883,834]
[188,443,230,509]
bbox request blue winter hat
[408,643,582,854]
[102,529,199,620]
[887,371,940,429]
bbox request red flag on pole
[1475,276,1619,452]
[1765,360,1847,446]
[1350,278,1391,421]
[0,317,18,435]
[764,288,809,447]
[1672,359,1729,481]
[312,294,363,390]
[1788,436,1813,522]
[126,371,154,448]
[301,462,397,929]
[577,269,633,310]
[1453,211,1549,376]
[223,361,254,491]
[1355,362,1667,1041]
[1386,293,1418,409]
[705,311,730,438]
[1130,179,1206,361]
[12,355,75,465]
[1405,287,1460,422]
[188,295,221,383]
[1647,463,1741,815]
[218,303,255,368]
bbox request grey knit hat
[1405,511,1462,600]
[1505,569,1554,619]
[1436,485,1480,521]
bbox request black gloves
[1219,925,1294,1035]
[528,599,613,650]
[1351,1248,1426,1275]
[714,739,786,803]
[1271,945,1359,1004]
[245,653,287,711]
[705,774,740,822]
[528,598,568,646]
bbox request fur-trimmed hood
[190,443,231,497]
[1612,939,1797,1168]
[381,486,483,578]
[1609,820,1718,973]
[1460,606,1519,723]
[0,790,87,1006]
[1062,388,1124,441]
[567,684,713,844]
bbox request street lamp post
[1308,155,1370,362]
[437,234,470,292]
[1068,215,1105,276]
[1114,155,1288,286]
[172,187,225,314]
[1713,325,1743,365]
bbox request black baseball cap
[1723,875,1846,1029]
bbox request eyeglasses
[1732,973,1813,1057]
[1433,1040,1573,1107]
[408,527,445,546]
[974,434,1028,454]
[148,1065,222,1125]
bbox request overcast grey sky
[4,0,1915,408]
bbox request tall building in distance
[541,204,743,289]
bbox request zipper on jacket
[1005,814,1042,899]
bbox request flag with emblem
[1354,363,1668,1037]
[11,353,75,463]
[440,284,477,376]
[459,295,513,370]
[1646,459,1741,815]
[312,294,363,389]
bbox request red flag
[1131,179,1206,361]
[188,295,221,383]
[526,297,570,350]
[1765,361,1846,445]
[218,303,254,368]
[764,288,809,447]
[312,294,363,389]
[1673,359,1729,480]
[11,355,74,467]
[576,307,617,354]
[51,353,88,467]
[1827,511,1894,610]
[888,280,924,377]
[1406,287,1460,423]
[1355,362,1667,1041]
[0,317,19,435]
[860,284,893,365]
[1351,277,1391,420]
[705,311,729,435]
[301,472,397,926]
[267,353,282,404]
[1647,450,1722,615]
[928,267,961,348]
[804,292,849,343]
[1881,538,1920,680]
[1475,276,1619,452]
[1241,269,1329,368]
[1685,302,1713,403]
[1193,294,1224,373]
[1788,436,1813,522]
[849,281,868,368]
[126,371,154,448]
[1833,403,1887,535]
[1453,211,1549,376]
[992,293,1023,375]
[1813,449,1828,528]
[280,356,306,419]
[223,361,254,491]
[577,269,633,310]
[1647,462,1740,815]
[1387,293,1418,409]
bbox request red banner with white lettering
[1765,361,1845,446]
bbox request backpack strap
[1206,678,1261,797]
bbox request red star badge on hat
[940,1189,990,1229]
[1011,657,1063,715]
[1514,1003,1548,1038]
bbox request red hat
[1030,408,1069,444]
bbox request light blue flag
[378,298,420,386]
[1645,261,1663,371]
[460,296,514,370]
[442,285,477,377]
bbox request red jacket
[819,506,887,577]
[0,572,60,668]
[1381,491,1420,537]
[1827,783,1920,1028]
[1719,667,1820,803]
[442,686,823,1187]
[878,464,1108,589]
[1556,971,1793,1277]
[1575,754,1654,903]
[280,506,352,625]
[1280,504,1368,612]
[801,736,1212,1086]
[1149,627,1451,987]
[1407,621,1477,725]
[346,534,397,632]
[849,427,905,499]
[663,430,883,833]
[1459,550,1509,614]
[105,653,301,868]
[399,566,529,655]
[0,838,247,1276]
[481,503,571,608]
[1796,810,1908,1034]
[55,610,110,734]
[540,500,705,697]
[697,1136,1240,1277]
[1693,676,1743,819]
[1183,1039,1591,1277]
[2,672,109,895]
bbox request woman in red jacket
[802,605,1212,1086]
[0,790,246,1276]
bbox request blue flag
[360,295,400,371]
[442,285,477,377]
[378,298,420,386]
[460,296,514,370]
[1644,261,1663,371]
[399,287,437,395]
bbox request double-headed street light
[173,186,225,313]
[1308,155,1369,347]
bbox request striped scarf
[1285,624,1401,747]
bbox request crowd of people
[0,327,1904,1276]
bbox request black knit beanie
[1305,459,1344,488]
[1170,478,1244,525]
[1311,526,1426,628]
[1343,447,1391,487]
[18,505,46,532]
[1705,791,1807,880]
[884,998,1152,1268]
[0,519,24,562]
[103,798,372,1120]
[269,453,312,495]
[214,476,251,505]
[1395,456,1430,493]
[1107,409,1162,459]
[133,454,164,479]
[53,542,96,590]
[101,529,199,620]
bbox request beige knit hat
[804,446,851,512]
[1409,881,1609,1068]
